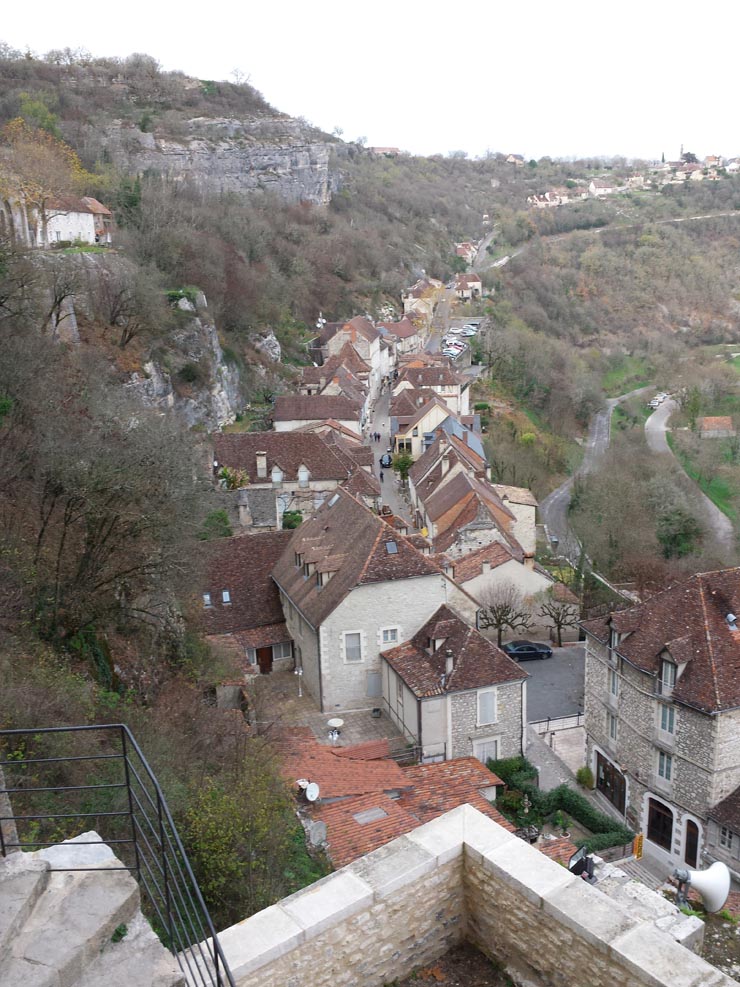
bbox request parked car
[502,640,553,661]
[460,328,477,337]
[462,324,478,331]
[447,326,463,335]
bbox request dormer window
[202,593,212,608]
[222,590,231,605]
[660,660,676,695]
[298,465,310,488]
[271,466,283,485]
[295,552,303,568]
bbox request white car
[447,326,463,334]
[462,324,478,331]
[460,328,477,337]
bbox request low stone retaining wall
[216,805,738,987]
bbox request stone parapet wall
[217,805,739,987]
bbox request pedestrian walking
[379,470,384,483]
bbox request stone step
[0,852,50,965]
[4,832,140,987]
[73,913,186,987]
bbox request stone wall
[449,681,523,760]
[217,805,739,987]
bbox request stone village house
[582,567,740,872]
[381,604,527,763]
[271,489,478,713]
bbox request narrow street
[365,386,415,522]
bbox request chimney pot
[445,648,454,676]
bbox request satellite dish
[305,782,320,803]
[673,861,731,913]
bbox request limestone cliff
[100,116,340,205]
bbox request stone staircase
[0,832,185,987]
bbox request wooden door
[257,646,273,675]
[685,820,699,868]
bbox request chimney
[319,376,326,388]
[482,561,491,574]
[441,455,450,475]
[445,648,454,676]
[256,451,267,478]
[524,555,534,570]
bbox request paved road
[645,399,735,557]
[540,386,651,562]
[524,644,585,721]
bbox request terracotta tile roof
[277,730,410,799]
[331,739,392,760]
[408,433,486,488]
[381,604,527,697]
[234,622,289,649]
[390,388,430,419]
[273,395,361,423]
[272,489,441,628]
[300,343,371,383]
[203,532,292,635]
[699,416,734,432]
[492,483,539,508]
[80,196,112,216]
[424,470,514,527]
[315,757,512,867]
[397,366,467,390]
[377,317,418,339]
[213,431,351,480]
[295,418,366,442]
[582,567,740,713]
[537,835,578,865]
[709,785,740,829]
[444,541,520,583]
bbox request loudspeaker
[673,861,731,913]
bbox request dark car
[502,640,553,661]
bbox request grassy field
[601,355,654,397]
[667,433,738,521]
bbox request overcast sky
[3,0,736,162]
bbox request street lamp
[294,667,303,698]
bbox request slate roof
[243,488,278,528]
[492,483,539,508]
[214,431,351,480]
[273,394,361,423]
[381,604,526,698]
[708,785,740,829]
[581,567,740,713]
[203,532,292,635]
[272,489,441,628]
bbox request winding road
[540,386,650,563]
[645,399,735,557]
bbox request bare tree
[477,583,533,647]
[537,585,580,647]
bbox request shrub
[487,755,538,789]
[198,509,232,541]
[576,831,634,854]
[282,510,303,530]
[576,766,595,789]
[474,402,490,412]
[177,362,204,385]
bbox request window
[661,660,677,694]
[396,676,404,709]
[221,590,231,605]
[658,750,673,782]
[478,688,497,726]
[412,427,419,437]
[202,593,212,608]
[382,627,399,646]
[474,738,499,764]
[609,668,619,698]
[246,647,257,665]
[271,466,283,484]
[720,826,734,850]
[272,641,292,660]
[659,703,675,734]
[397,440,412,453]
[607,712,618,742]
[343,631,363,663]
[298,465,309,488]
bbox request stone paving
[248,666,407,749]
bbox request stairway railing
[0,724,235,987]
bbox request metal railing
[0,724,235,987]
[529,712,584,734]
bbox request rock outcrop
[100,117,339,205]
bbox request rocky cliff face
[101,116,339,205]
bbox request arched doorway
[685,819,699,868]
[647,798,674,852]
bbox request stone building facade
[583,567,740,872]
